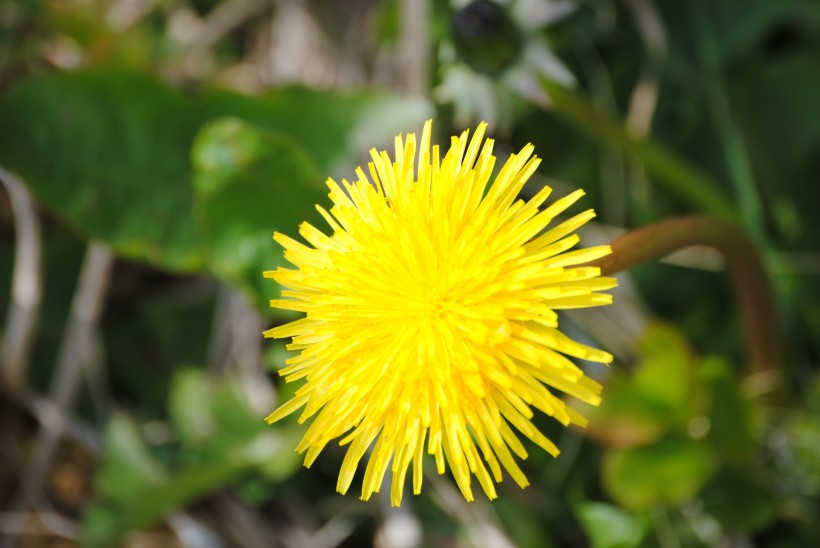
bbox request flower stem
[590,216,785,381]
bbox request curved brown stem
[590,216,785,379]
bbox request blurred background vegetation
[1,0,819,546]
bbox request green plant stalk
[689,1,766,244]
[590,216,785,381]
[541,79,736,220]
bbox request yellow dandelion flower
[264,120,616,506]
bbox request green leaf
[0,70,206,271]
[94,414,168,504]
[83,450,252,547]
[577,502,648,548]
[168,368,270,460]
[168,368,215,446]
[83,370,298,546]
[190,117,325,309]
[584,323,699,448]
[700,357,756,459]
[633,324,699,427]
[583,379,666,449]
[200,86,432,177]
[602,435,716,510]
[168,369,302,480]
[0,70,432,282]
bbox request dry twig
[0,165,42,394]
[17,243,114,521]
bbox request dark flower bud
[452,0,525,76]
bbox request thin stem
[0,165,42,394]
[590,216,785,380]
[540,78,736,219]
[689,2,766,243]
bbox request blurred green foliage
[0,70,431,308]
[1,0,819,546]
[83,369,301,546]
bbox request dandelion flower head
[264,120,616,506]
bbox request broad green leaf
[0,70,432,282]
[191,373,270,456]
[190,118,324,308]
[95,414,167,503]
[84,370,298,547]
[584,323,699,448]
[168,368,275,461]
[0,70,206,271]
[168,368,215,446]
[83,450,254,547]
[602,435,716,510]
[255,428,303,481]
[192,89,430,309]
[167,369,302,480]
[577,502,648,548]
[633,324,698,427]
[200,87,432,178]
